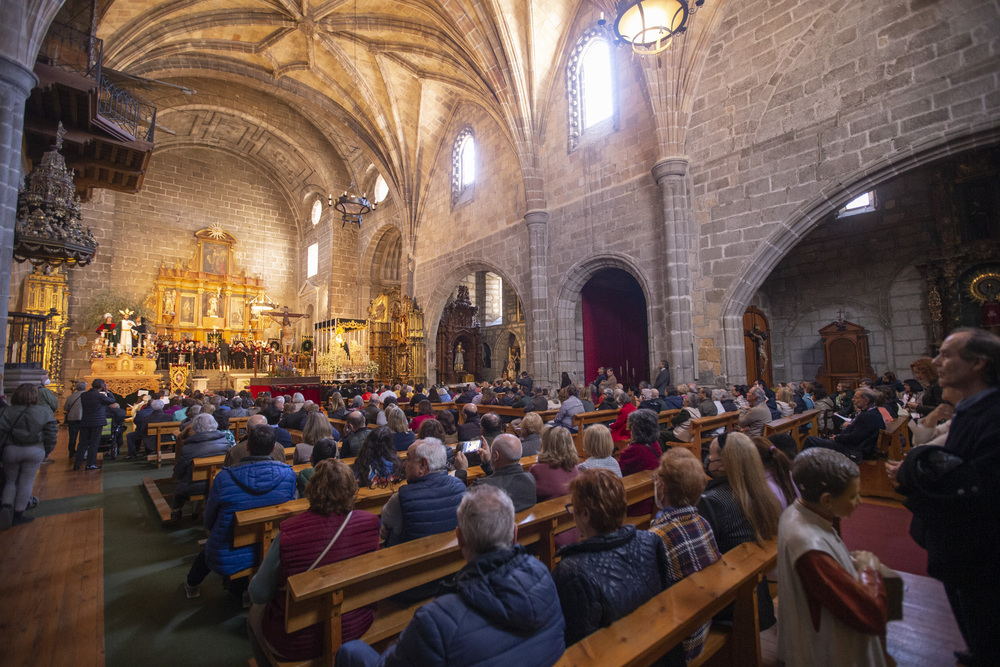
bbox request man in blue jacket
[184,425,295,599]
[379,439,466,547]
[336,485,566,667]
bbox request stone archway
[554,254,656,389]
[424,262,528,384]
[719,127,1000,383]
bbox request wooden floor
[0,508,105,666]
[31,451,104,501]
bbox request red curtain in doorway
[581,270,649,389]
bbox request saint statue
[206,293,220,318]
[454,342,465,370]
[120,310,136,355]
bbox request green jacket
[0,404,59,454]
[38,385,59,413]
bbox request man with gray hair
[802,387,884,463]
[455,433,536,512]
[336,485,565,667]
[171,413,232,519]
[739,386,772,437]
[224,414,285,466]
[380,438,467,547]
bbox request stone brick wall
[687,0,1000,381]
[59,147,300,384]
[756,164,942,383]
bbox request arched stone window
[567,29,617,151]
[452,127,475,206]
[372,174,389,205]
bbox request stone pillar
[0,56,39,388]
[524,209,551,384]
[652,157,695,383]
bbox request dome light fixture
[607,0,705,56]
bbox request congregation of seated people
[30,333,992,666]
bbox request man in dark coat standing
[653,360,671,396]
[75,379,118,470]
[889,328,1000,667]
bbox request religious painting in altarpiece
[153,226,269,343]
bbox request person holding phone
[455,434,536,512]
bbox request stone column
[652,157,695,383]
[524,209,551,384]
[0,56,39,387]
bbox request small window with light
[373,174,389,206]
[311,198,323,226]
[452,127,476,206]
[307,243,318,278]
[568,29,618,151]
[837,191,876,217]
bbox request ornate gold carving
[927,286,943,322]
[154,229,269,343]
[967,271,1000,304]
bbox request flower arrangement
[273,360,298,377]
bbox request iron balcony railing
[38,22,156,142]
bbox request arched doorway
[581,268,649,388]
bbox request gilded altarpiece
[154,228,269,342]
[19,266,70,392]
[368,288,426,385]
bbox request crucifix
[265,306,308,355]
[744,323,769,384]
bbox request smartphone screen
[460,440,481,453]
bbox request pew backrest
[279,472,656,663]
[763,408,821,451]
[148,422,181,467]
[554,540,778,667]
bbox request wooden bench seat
[458,404,557,425]
[230,416,251,441]
[686,411,741,457]
[571,409,621,455]
[555,540,778,667]
[763,408,821,451]
[233,455,540,568]
[269,472,657,666]
[147,422,181,468]
[859,414,910,500]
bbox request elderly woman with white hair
[171,412,233,519]
[662,392,702,444]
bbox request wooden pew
[687,411,741,458]
[763,408,821,450]
[859,415,910,501]
[146,422,181,467]
[571,409,621,456]
[271,472,657,666]
[230,415,251,441]
[233,455,541,567]
[555,540,778,667]
[464,404,557,425]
